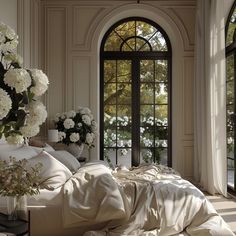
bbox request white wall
[37,0,196,179]
[0,0,17,31]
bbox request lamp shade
[48,129,58,142]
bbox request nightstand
[0,212,29,236]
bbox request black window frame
[100,17,172,167]
[226,0,236,195]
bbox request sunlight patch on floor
[206,194,236,234]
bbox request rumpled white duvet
[63,162,235,236]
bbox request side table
[0,212,29,236]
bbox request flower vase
[7,195,27,220]
[66,143,84,158]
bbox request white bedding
[63,163,235,236]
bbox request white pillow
[30,143,55,153]
[0,145,38,161]
[48,150,80,173]
[28,151,72,190]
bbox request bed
[0,142,235,236]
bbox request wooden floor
[207,194,236,234]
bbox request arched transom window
[100,17,172,168]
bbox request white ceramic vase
[66,143,84,158]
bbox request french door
[100,17,171,168]
[100,57,171,167]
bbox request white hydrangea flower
[79,107,91,115]
[82,114,91,126]
[0,39,18,53]
[66,110,76,118]
[0,88,12,119]
[20,124,40,138]
[60,113,66,119]
[6,133,24,145]
[5,25,16,40]
[4,53,23,66]
[4,68,31,93]
[91,120,97,132]
[0,32,5,44]
[26,100,47,126]
[86,133,94,145]
[120,149,128,156]
[69,133,80,142]
[63,118,75,129]
[30,69,49,96]
[58,131,66,141]
[0,22,16,40]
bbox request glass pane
[138,43,152,51]
[104,60,116,82]
[117,60,131,82]
[121,43,133,51]
[155,105,167,121]
[122,38,135,51]
[155,60,168,82]
[118,148,132,168]
[117,105,131,118]
[228,158,234,188]
[136,38,151,51]
[140,60,154,82]
[227,54,234,82]
[150,31,167,51]
[104,83,116,105]
[104,105,116,118]
[227,105,234,133]
[117,116,131,127]
[155,83,168,104]
[156,117,168,126]
[155,126,168,140]
[116,21,135,40]
[140,126,154,147]
[136,21,156,39]
[227,135,234,158]
[117,126,132,147]
[227,81,234,105]
[140,148,153,163]
[104,148,116,167]
[140,83,154,104]
[156,147,168,165]
[226,7,236,47]
[140,105,154,125]
[104,32,123,51]
[104,128,116,147]
[117,83,131,104]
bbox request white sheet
[63,163,235,236]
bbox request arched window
[226,1,236,194]
[100,17,172,167]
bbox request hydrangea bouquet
[0,22,48,144]
[54,107,97,148]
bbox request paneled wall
[38,0,196,179]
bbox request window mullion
[132,59,140,166]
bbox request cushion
[30,143,55,153]
[48,150,80,173]
[0,145,38,161]
[28,151,72,190]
